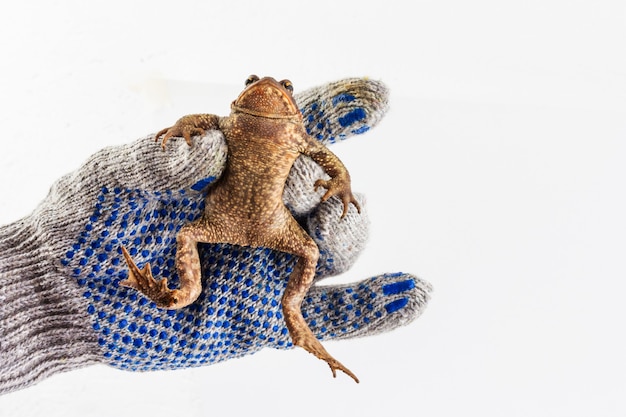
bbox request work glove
[0,78,432,395]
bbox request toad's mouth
[230,101,301,120]
[231,76,301,120]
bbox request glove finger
[40,130,226,256]
[68,130,227,195]
[296,78,389,145]
[283,79,389,216]
[307,193,369,280]
[282,155,328,216]
[301,273,432,341]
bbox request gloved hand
[0,78,432,395]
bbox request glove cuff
[0,217,99,395]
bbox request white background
[0,1,625,416]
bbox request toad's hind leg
[121,220,222,309]
[273,220,359,383]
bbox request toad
[121,75,361,382]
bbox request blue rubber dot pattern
[61,186,303,371]
[300,94,371,145]
[60,185,416,372]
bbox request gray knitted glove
[0,78,432,395]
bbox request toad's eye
[281,80,293,93]
[245,75,259,86]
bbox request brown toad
[121,75,361,382]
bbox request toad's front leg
[303,136,360,219]
[155,114,221,149]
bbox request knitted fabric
[0,78,432,395]
[0,221,99,394]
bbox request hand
[0,78,432,395]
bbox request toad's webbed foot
[290,324,359,383]
[314,178,361,219]
[155,114,221,150]
[120,246,182,309]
